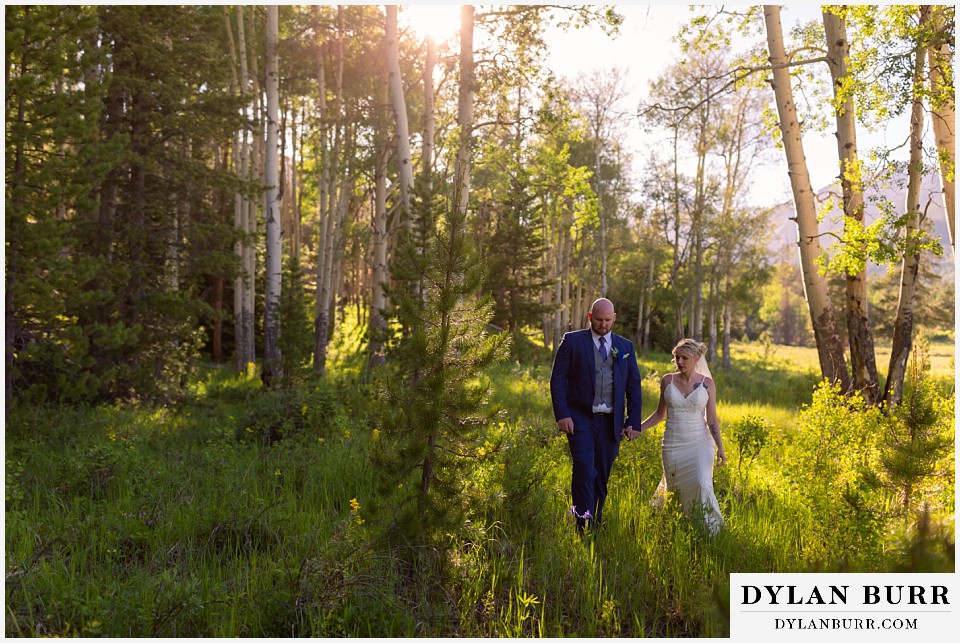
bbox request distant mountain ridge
[768,171,954,279]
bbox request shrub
[788,352,955,570]
[788,381,886,565]
[732,415,770,487]
[236,383,340,445]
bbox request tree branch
[639,56,830,123]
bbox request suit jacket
[550,328,643,441]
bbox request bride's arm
[705,377,726,465]
[624,375,669,440]
[624,376,668,440]
[638,375,669,432]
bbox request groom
[550,298,643,532]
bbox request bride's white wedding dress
[652,375,724,535]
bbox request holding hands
[621,427,641,441]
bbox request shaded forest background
[6,5,954,404]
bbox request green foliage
[758,258,813,346]
[880,344,955,513]
[7,5,242,405]
[788,381,887,564]
[278,255,315,385]
[3,378,394,637]
[868,247,954,337]
[235,383,340,446]
[819,178,945,277]
[785,360,955,568]
[373,191,510,555]
[478,155,553,333]
[732,415,770,487]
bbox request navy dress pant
[566,412,619,528]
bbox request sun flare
[400,4,462,43]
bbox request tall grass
[5,329,954,637]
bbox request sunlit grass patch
[5,338,953,636]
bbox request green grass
[5,331,955,637]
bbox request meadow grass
[5,329,954,637]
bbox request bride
[623,339,726,534]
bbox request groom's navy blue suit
[550,328,643,528]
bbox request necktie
[599,336,608,362]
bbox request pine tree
[881,343,954,513]
[7,5,244,403]
[6,6,122,402]
[372,183,509,557]
[278,255,314,387]
[483,169,552,336]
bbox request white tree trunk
[329,166,353,335]
[929,5,955,256]
[370,67,390,368]
[722,278,731,369]
[561,215,573,334]
[454,5,474,216]
[423,35,436,193]
[643,255,655,351]
[596,144,608,296]
[764,4,849,387]
[884,6,931,406]
[314,45,329,373]
[386,6,414,227]
[707,275,717,361]
[370,145,389,366]
[824,8,879,402]
[691,108,709,341]
[635,276,645,344]
[314,10,345,375]
[243,6,259,369]
[230,6,254,371]
[263,5,282,381]
[553,220,564,352]
[291,103,301,263]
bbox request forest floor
[4,330,954,637]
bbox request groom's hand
[621,426,640,440]
[557,417,574,435]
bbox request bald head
[588,298,616,336]
[590,298,615,316]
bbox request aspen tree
[823,7,880,401]
[263,5,282,383]
[763,5,850,387]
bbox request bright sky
[542,3,921,208]
[400,3,919,210]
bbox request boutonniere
[611,347,629,360]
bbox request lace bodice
[663,378,709,443]
[667,377,707,410]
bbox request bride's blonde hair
[672,338,706,359]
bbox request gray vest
[593,337,614,409]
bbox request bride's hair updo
[672,338,706,359]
